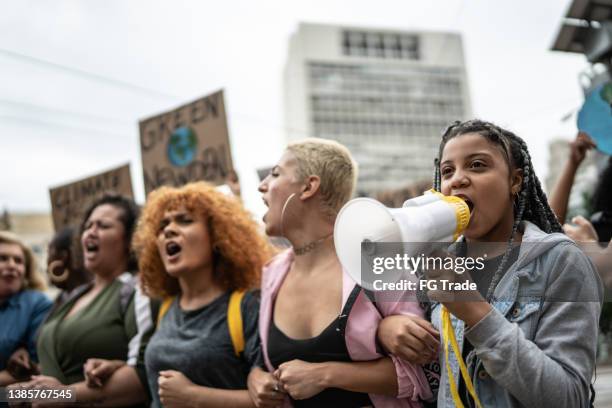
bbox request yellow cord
[441,306,483,408]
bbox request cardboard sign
[49,164,134,232]
[139,89,234,196]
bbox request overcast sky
[0,0,588,218]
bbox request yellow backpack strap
[157,297,175,326]
[228,290,246,357]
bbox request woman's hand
[425,254,491,327]
[377,315,439,364]
[568,132,596,166]
[247,367,285,408]
[158,370,197,408]
[563,216,599,243]
[23,375,63,389]
[7,348,38,381]
[274,360,327,400]
[8,348,31,371]
[83,359,126,388]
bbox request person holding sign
[249,138,434,408]
[13,194,155,407]
[377,120,602,407]
[133,182,273,408]
[0,232,51,386]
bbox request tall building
[284,23,472,194]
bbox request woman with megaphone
[248,138,436,408]
[378,120,602,408]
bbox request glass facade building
[284,24,472,194]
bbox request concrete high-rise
[284,23,473,194]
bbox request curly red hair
[133,182,274,299]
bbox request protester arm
[464,243,602,408]
[549,160,579,224]
[123,283,156,395]
[319,358,398,396]
[0,370,17,386]
[549,132,596,224]
[181,386,254,408]
[73,365,147,407]
[375,292,435,400]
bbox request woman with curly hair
[133,181,273,408]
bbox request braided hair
[434,119,563,300]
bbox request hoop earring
[280,193,297,238]
[48,260,70,283]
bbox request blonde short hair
[286,138,358,216]
[0,231,46,291]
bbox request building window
[342,30,419,60]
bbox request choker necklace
[293,234,332,256]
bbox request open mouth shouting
[261,197,270,222]
[83,240,100,259]
[164,241,182,261]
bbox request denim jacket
[431,221,603,408]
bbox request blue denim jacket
[0,289,52,370]
[431,221,602,408]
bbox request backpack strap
[228,290,245,357]
[156,291,245,357]
[157,297,175,326]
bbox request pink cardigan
[259,250,432,408]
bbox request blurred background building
[0,210,53,271]
[283,22,472,195]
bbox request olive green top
[37,274,154,390]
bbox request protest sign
[49,164,134,231]
[139,89,234,195]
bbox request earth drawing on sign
[167,126,198,167]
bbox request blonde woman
[0,231,51,386]
[248,138,433,408]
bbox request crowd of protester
[0,120,609,407]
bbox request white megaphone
[334,190,470,289]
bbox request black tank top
[268,285,373,407]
